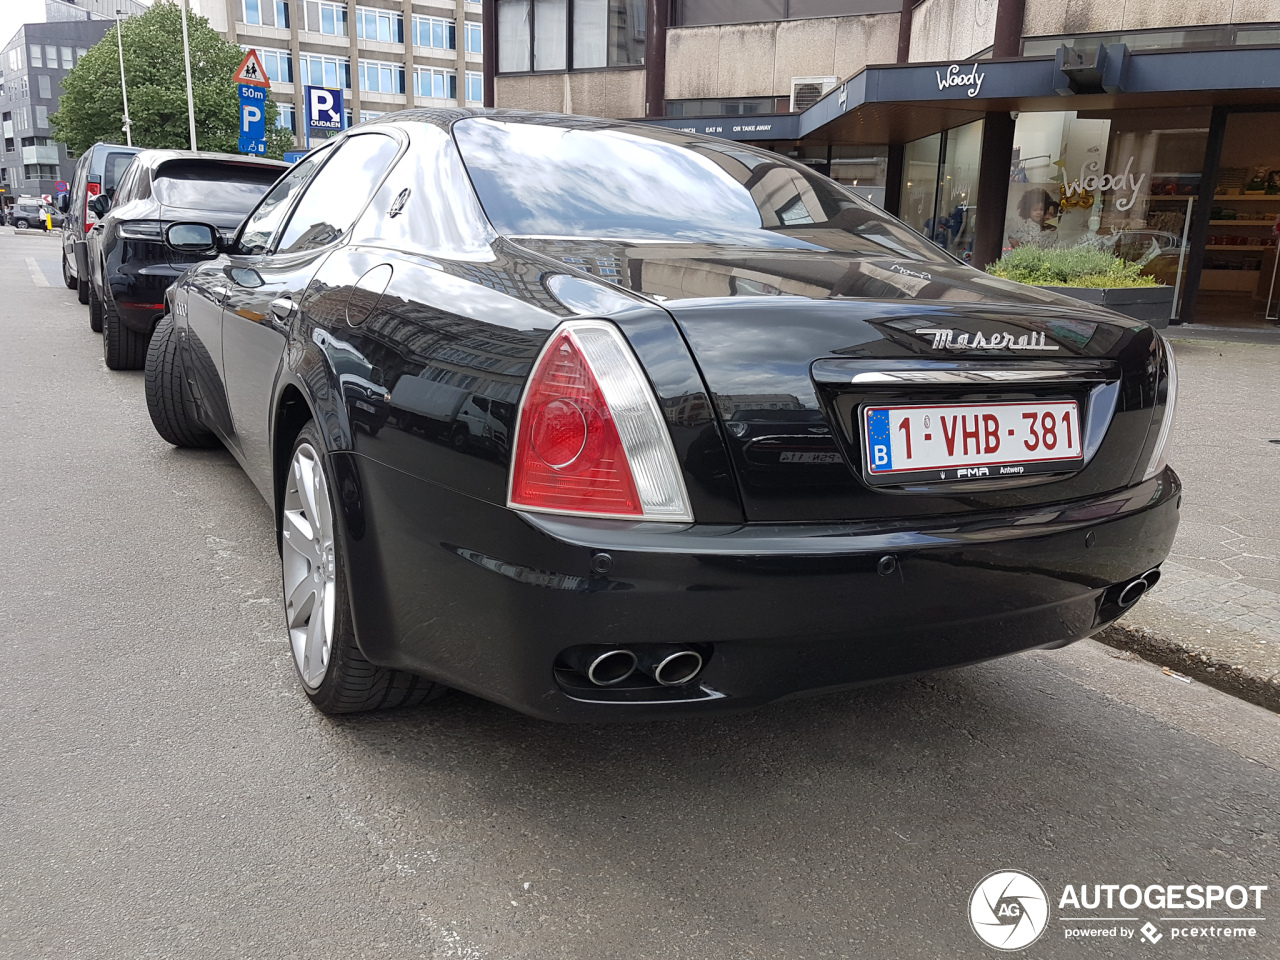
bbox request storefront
[645,43,1280,325]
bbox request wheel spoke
[283,507,314,544]
[303,584,328,681]
[285,573,316,629]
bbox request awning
[642,45,1280,144]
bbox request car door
[182,149,332,448]
[221,132,403,499]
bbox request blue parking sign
[238,83,268,155]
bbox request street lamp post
[179,0,197,151]
[114,9,131,146]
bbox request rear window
[153,161,283,213]
[453,117,943,260]
[102,151,136,193]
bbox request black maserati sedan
[145,110,1179,721]
[87,149,288,368]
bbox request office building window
[277,102,296,132]
[413,15,456,50]
[414,67,457,100]
[305,1,349,36]
[465,70,483,102]
[29,45,41,67]
[298,53,351,89]
[35,106,47,129]
[360,110,384,122]
[6,47,22,71]
[248,46,293,83]
[243,0,261,24]
[61,47,72,69]
[359,59,405,94]
[356,7,404,43]
[275,0,290,27]
[75,47,87,61]
[498,0,643,73]
[37,75,50,98]
[465,21,483,53]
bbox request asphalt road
[2,229,1278,960]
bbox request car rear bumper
[336,452,1180,722]
[108,264,181,334]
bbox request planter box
[1037,285,1173,328]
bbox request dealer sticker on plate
[863,400,1082,483]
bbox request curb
[1094,622,1280,714]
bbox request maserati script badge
[916,328,1059,351]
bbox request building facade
[482,0,1280,324]
[0,18,112,210]
[193,0,485,147]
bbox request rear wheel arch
[273,383,316,549]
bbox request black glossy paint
[90,150,287,336]
[164,110,1179,720]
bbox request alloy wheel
[282,441,337,689]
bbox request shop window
[899,122,982,260]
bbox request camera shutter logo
[969,870,1050,950]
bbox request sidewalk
[1098,335,1280,710]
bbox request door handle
[270,297,298,320]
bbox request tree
[52,2,293,159]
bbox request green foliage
[986,245,1162,288]
[52,2,293,159]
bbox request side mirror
[88,194,110,217]
[57,193,70,214]
[166,221,220,254]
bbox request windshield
[154,162,282,213]
[452,117,943,260]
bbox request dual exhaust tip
[1118,567,1162,608]
[563,644,705,688]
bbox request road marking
[26,257,50,287]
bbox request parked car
[59,141,141,304]
[8,199,58,230]
[145,111,1180,720]
[87,149,288,368]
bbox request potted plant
[986,246,1173,327]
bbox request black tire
[287,421,446,715]
[61,252,77,290]
[77,275,90,305]
[87,284,103,332]
[102,293,149,370]
[13,219,28,230]
[144,315,220,449]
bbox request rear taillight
[85,182,100,233]
[1142,335,1178,480]
[508,320,693,522]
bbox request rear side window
[236,148,332,256]
[101,151,135,196]
[276,133,400,254]
[153,161,282,213]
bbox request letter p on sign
[242,105,262,133]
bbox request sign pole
[180,0,197,151]
[114,9,132,146]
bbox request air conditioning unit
[790,76,837,112]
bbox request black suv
[59,142,141,304]
[86,149,288,369]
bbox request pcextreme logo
[969,870,1050,951]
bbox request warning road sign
[233,49,271,87]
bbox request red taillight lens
[510,329,643,517]
[508,320,693,521]
[85,182,100,233]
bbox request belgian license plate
[863,400,1082,483]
